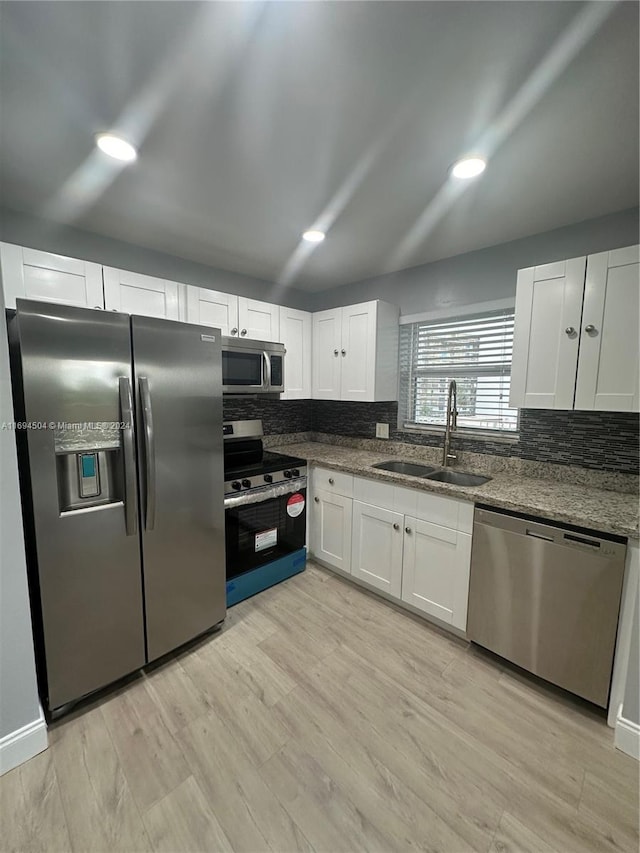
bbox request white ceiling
[1,1,638,292]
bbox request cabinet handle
[393,523,400,531]
[405,527,412,534]
[230,327,238,335]
[241,328,247,336]
[334,349,339,356]
[314,496,319,503]
[328,477,334,485]
[584,324,597,335]
[564,326,575,336]
[94,305,102,310]
[341,349,346,356]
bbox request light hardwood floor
[2,561,638,853]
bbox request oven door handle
[224,477,306,508]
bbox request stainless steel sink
[425,469,492,486]
[372,460,438,477]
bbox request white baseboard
[0,706,48,776]
[614,704,640,761]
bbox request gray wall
[0,207,312,311]
[309,207,640,314]
[0,269,41,741]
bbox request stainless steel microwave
[221,336,285,394]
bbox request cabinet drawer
[313,466,353,498]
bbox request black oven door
[225,481,306,579]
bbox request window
[399,309,518,433]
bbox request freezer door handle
[139,377,157,531]
[119,377,138,536]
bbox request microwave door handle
[119,377,138,536]
[139,377,157,531]
[263,351,271,391]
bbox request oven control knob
[283,469,292,478]
[291,468,300,478]
[241,479,252,488]
[231,481,242,491]
[263,474,273,483]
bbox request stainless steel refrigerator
[9,299,226,714]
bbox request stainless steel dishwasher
[467,506,626,707]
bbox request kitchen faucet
[442,379,457,467]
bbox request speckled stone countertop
[271,440,640,539]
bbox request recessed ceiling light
[451,157,486,179]
[302,230,325,244]
[95,133,138,163]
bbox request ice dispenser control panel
[77,453,100,498]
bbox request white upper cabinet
[510,244,639,413]
[312,300,399,401]
[574,246,639,412]
[1,243,104,310]
[186,291,280,342]
[237,297,280,343]
[312,308,342,399]
[186,287,239,336]
[510,257,585,409]
[103,268,184,321]
[279,306,312,399]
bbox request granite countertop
[272,441,640,539]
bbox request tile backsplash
[222,397,313,435]
[222,397,639,475]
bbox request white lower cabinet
[401,517,472,631]
[309,468,474,635]
[351,501,404,597]
[310,489,353,574]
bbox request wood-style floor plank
[0,750,71,853]
[3,560,637,853]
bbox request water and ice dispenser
[55,427,124,512]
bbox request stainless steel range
[223,420,307,605]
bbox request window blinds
[399,309,518,432]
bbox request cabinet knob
[314,496,319,503]
[334,349,339,356]
[328,477,334,485]
[584,324,597,335]
[230,327,238,335]
[565,326,576,336]
[341,349,346,356]
[241,328,247,336]
[405,527,412,534]
[393,523,400,531]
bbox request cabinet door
[351,501,403,598]
[279,306,312,399]
[237,297,280,342]
[575,245,639,412]
[187,286,238,337]
[103,268,183,320]
[401,518,472,630]
[312,308,342,399]
[186,287,238,335]
[510,258,585,409]
[310,489,352,574]
[340,302,377,401]
[1,243,104,310]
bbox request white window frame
[398,299,519,440]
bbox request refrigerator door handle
[119,377,138,536]
[263,351,271,391]
[139,377,157,531]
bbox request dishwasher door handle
[525,529,555,542]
